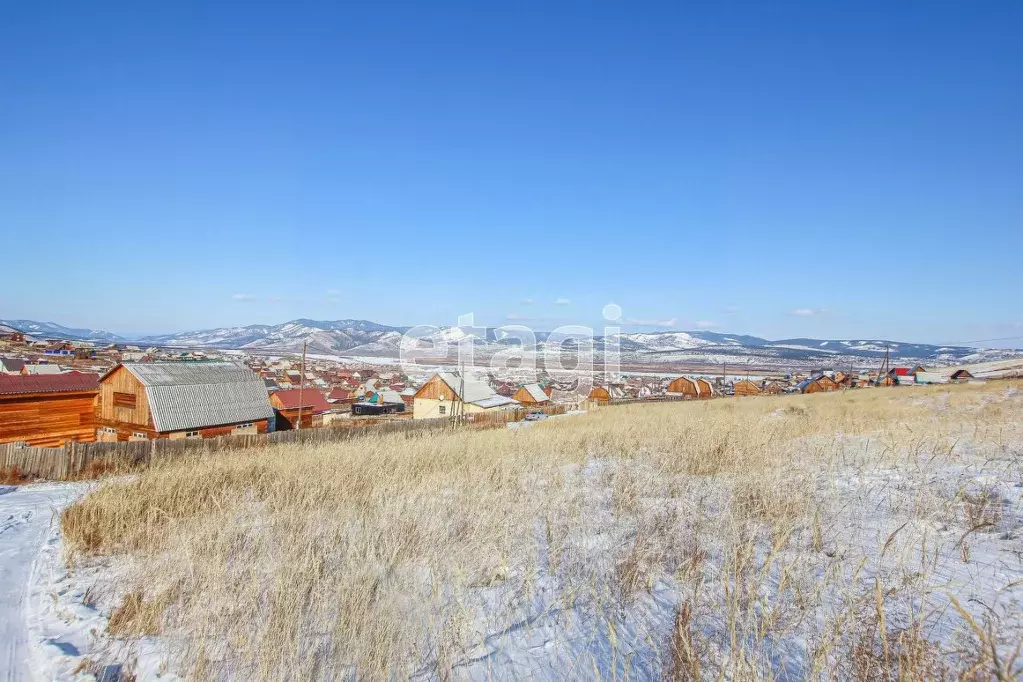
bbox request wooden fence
[0,417,462,481]
[464,403,572,428]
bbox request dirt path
[0,484,82,682]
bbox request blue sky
[1,1,1021,344]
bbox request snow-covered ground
[1,484,85,681]
[0,483,175,682]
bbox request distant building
[269,388,334,430]
[733,379,761,397]
[96,362,273,441]
[0,358,26,375]
[667,376,712,399]
[512,383,550,406]
[24,364,62,376]
[797,375,840,393]
[412,372,518,419]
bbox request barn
[412,372,519,419]
[269,388,334,430]
[96,362,274,440]
[667,376,712,399]
[513,383,550,406]
[588,386,612,405]
[0,373,99,446]
[732,379,761,397]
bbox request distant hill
[0,319,126,344]
[4,317,1020,366]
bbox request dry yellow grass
[62,381,1023,680]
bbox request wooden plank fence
[0,416,462,481]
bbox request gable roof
[109,362,274,433]
[520,383,549,402]
[327,387,354,401]
[0,358,26,373]
[434,372,504,405]
[270,388,333,413]
[0,372,100,396]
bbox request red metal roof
[271,388,333,413]
[0,373,100,396]
[892,367,911,376]
[327,387,353,401]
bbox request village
[0,325,1008,450]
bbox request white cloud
[694,320,717,329]
[623,317,677,327]
[231,293,256,302]
[520,298,534,305]
[792,307,828,317]
[554,297,572,306]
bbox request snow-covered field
[9,382,1023,680]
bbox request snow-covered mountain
[0,319,126,343]
[4,317,1020,366]
[140,319,409,354]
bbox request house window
[113,392,136,409]
[186,430,200,439]
[438,405,446,415]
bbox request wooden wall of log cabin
[667,377,698,396]
[98,366,152,427]
[413,375,457,401]
[0,391,98,447]
[733,380,761,397]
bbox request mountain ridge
[3,317,1020,366]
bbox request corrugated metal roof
[119,362,273,433]
[437,372,499,405]
[0,373,99,395]
[271,388,333,412]
[473,395,519,409]
[522,383,549,402]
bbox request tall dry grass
[62,381,1023,680]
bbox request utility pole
[297,341,307,430]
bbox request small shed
[588,386,613,405]
[513,383,550,406]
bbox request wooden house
[797,375,840,393]
[412,372,518,419]
[95,362,274,441]
[950,369,974,382]
[512,383,550,406]
[588,386,612,405]
[667,376,712,399]
[762,380,785,395]
[0,373,99,446]
[732,379,761,397]
[269,388,334,430]
[695,378,714,398]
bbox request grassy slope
[63,382,1023,680]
